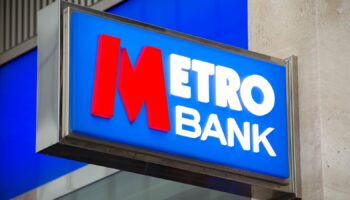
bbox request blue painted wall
[0,49,86,199]
[0,0,247,199]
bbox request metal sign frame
[37,1,301,199]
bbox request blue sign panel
[69,10,288,179]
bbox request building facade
[0,0,349,199]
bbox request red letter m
[91,34,170,132]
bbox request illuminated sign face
[69,11,289,179]
[92,35,278,157]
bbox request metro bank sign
[37,3,300,197]
[92,35,278,158]
[70,10,288,178]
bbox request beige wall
[248,0,350,199]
